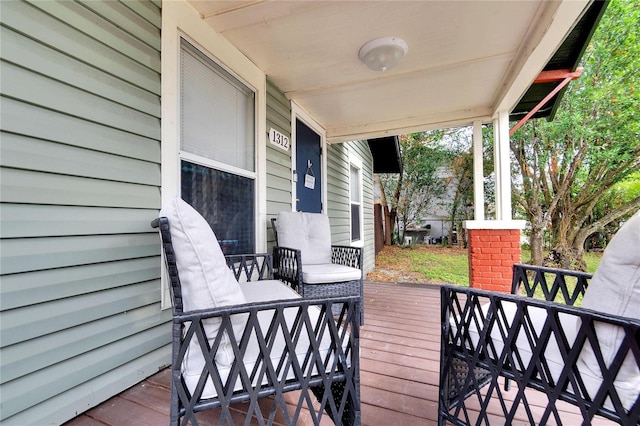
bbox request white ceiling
[187,0,591,142]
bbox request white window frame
[349,153,364,247]
[161,1,266,308]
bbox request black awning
[511,0,609,122]
[368,136,402,174]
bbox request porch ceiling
[188,0,595,143]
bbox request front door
[295,119,322,212]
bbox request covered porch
[66,281,615,426]
[0,1,616,424]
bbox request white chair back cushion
[579,209,640,409]
[160,197,247,372]
[276,211,332,265]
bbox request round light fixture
[358,37,408,72]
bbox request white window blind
[350,165,361,203]
[350,164,362,242]
[180,39,255,172]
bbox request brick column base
[467,228,521,293]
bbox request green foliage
[510,0,640,266]
[411,251,469,286]
[522,249,601,274]
[380,131,455,240]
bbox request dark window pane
[181,160,255,255]
[351,204,361,242]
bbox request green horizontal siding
[2,133,159,186]
[1,257,161,310]
[1,168,159,208]
[1,204,160,238]
[2,97,159,162]
[0,1,168,424]
[326,141,375,273]
[266,79,292,246]
[1,61,159,139]
[1,0,160,93]
[1,26,160,116]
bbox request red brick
[500,233,519,242]
[471,258,483,266]
[480,235,502,242]
[469,228,521,292]
[473,240,492,248]
[491,266,511,274]
[490,254,509,261]
[501,248,521,255]
[481,247,501,254]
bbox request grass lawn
[367,244,602,286]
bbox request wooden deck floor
[65,282,614,426]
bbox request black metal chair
[271,213,364,325]
[439,264,640,425]
[152,216,361,425]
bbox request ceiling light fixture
[358,37,408,72]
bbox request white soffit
[188,0,590,142]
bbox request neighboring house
[418,166,462,244]
[0,0,605,423]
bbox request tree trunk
[529,226,545,266]
[375,174,395,246]
[572,195,640,260]
[383,204,393,245]
[388,170,403,245]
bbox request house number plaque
[269,128,289,151]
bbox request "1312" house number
[269,128,290,151]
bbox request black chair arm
[272,246,302,292]
[511,263,593,306]
[331,245,362,271]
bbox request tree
[511,0,640,269]
[440,127,475,247]
[584,172,640,249]
[378,131,452,244]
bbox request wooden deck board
[65,282,615,425]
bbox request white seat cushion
[301,263,362,284]
[184,279,342,399]
[160,197,247,376]
[277,211,332,265]
[579,210,640,410]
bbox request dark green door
[295,119,322,212]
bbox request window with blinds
[350,164,362,242]
[179,38,256,254]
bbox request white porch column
[465,113,524,292]
[493,111,512,221]
[472,120,485,221]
